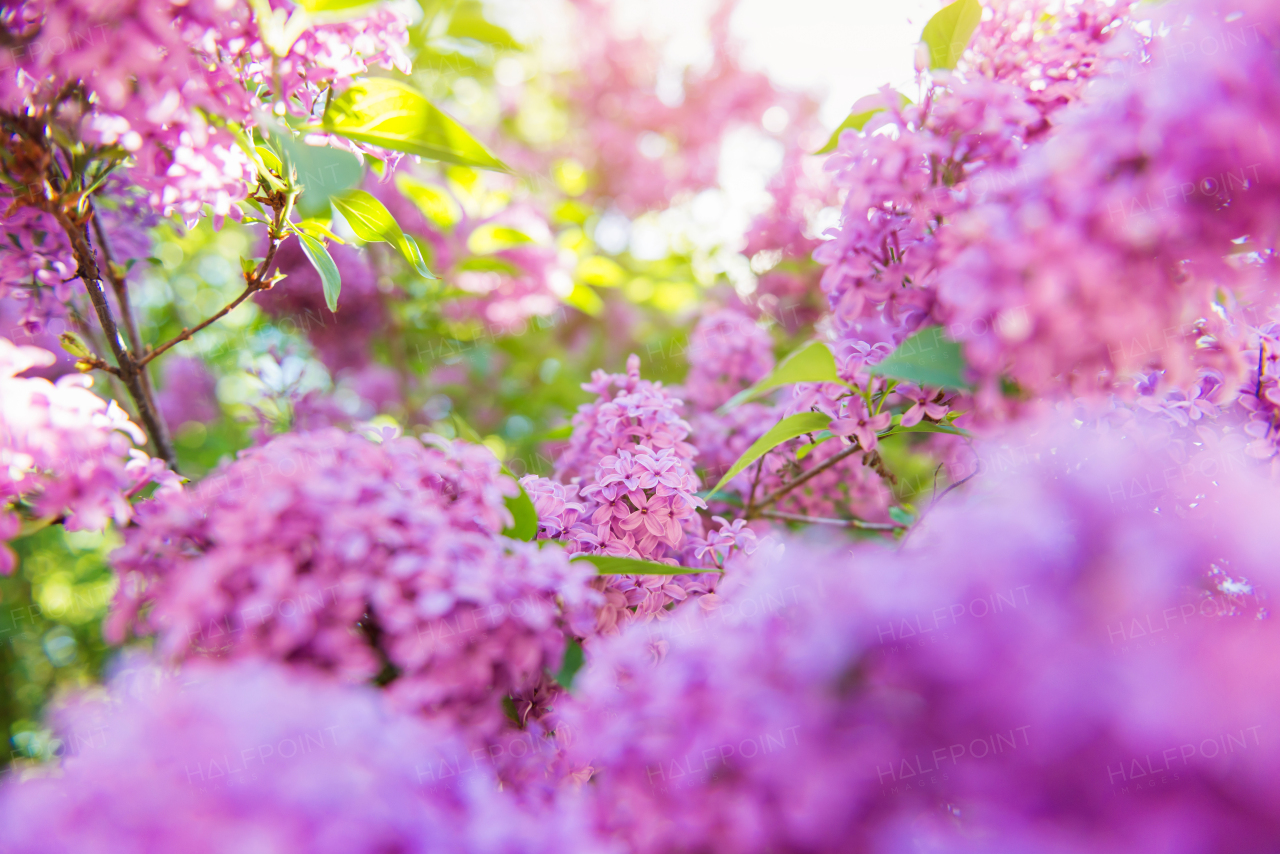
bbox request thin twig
[759,510,900,531]
[749,441,862,516]
[137,194,290,368]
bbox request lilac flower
[108,428,601,742]
[0,337,177,571]
[561,416,1280,853]
[830,397,891,451]
[0,659,606,854]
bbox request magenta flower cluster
[0,336,178,572]
[0,659,607,854]
[107,428,600,738]
[561,417,1280,853]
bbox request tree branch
[749,441,863,516]
[137,194,290,368]
[758,510,901,531]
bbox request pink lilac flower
[830,397,891,452]
[107,428,601,742]
[560,415,1280,853]
[0,659,607,854]
[523,355,735,635]
[0,336,178,572]
[1,0,410,218]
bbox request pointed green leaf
[395,174,462,229]
[721,340,847,411]
[869,326,971,390]
[796,430,835,460]
[274,133,363,219]
[554,638,585,690]
[711,411,833,495]
[332,188,436,278]
[294,232,342,312]
[499,465,538,541]
[323,78,509,171]
[815,91,913,154]
[571,555,720,575]
[922,0,983,69]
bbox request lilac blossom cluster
[0,336,178,572]
[522,355,755,635]
[1,0,409,218]
[0,660,606,854]
[560,417,1280,853]
[815,0,1139,419]
[107,428,601,738]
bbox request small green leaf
[58,331,91,359]
[721,340,848,410]
[922,0,983,69]
[446,0,521,48]
[323,78,509,171]
[564,283,604,317]
[710,411,832,495]
[796,430,834,460]
[888,506,916,526]
[815,91,913,154]
[395,174,462,229]
[499,466,538,541]
[332,188,436,278]
[467,224,534,255]
[571,555,719,575]
[554,638,585,690]
[869,326,971,390]
[294,232,342,312]
[273,134,363,219]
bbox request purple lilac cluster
[560,416,1280,853]
[1,0,408,218]
[933,0,1280,410]
[0,336,179,572]
[522,355,755,635]
[0,660,607,854]
[107,428,601,738]
[815,0,1138,420]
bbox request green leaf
[323,78,509,171]
[564,283,604,317]
[721,340,847,410]
[499,466,538,541]
[332,189,436,278]
[273,134,363,219]
[467,223,533,255]
[922,0,983,69]
[446,0,521,48]
[888,506,916,526]
[815,91,913,154]
[395,174,462,229]
[294,232,342,312]
[456,256,521,276]
[795,430,834,460]
[58,331,91,359]
[294,0,377,11]
[710,411,832,495]
[554,638,585,691]
[869,326,971,390]
[571,555,720,575]
[884,416,971,438]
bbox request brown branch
[758,510,901,531]
[137,194,290,369]
[90,206,171,455]
[749,441,863,517]
[57,215,178,467]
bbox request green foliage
[721,340,847,410]
[711,411,832,495]
[293,231,343,312]
[332,189,435,278]
[571,555,721,575]
[921,0,983,69]
[870,326,971,390]
[323,78,509,171]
